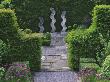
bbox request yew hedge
[0,9,41,71]
[66,5,110,71]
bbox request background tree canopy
[1,0,110,32]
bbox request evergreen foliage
[66,5,110,70]
[0,9,41,71]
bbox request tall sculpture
[61,11,67,32]
[38,17,44,33]
[50,8,56,32]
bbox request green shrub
[24,29,32,34]
[0,9,41,71]
[80,58,96,63]
[0,4,4,9]
[42,32,51,46]
[0,39,9,71]
[1,0,13,9]
[67,24,79,31]
[0,9,20,43]
[0,67,5,80]
[66,28,101,70]
[104,41,110,57]
[81,75,96,82]
[20,36,41,71]
[20,32,51,46]
[100,55,110,78]
[90,5,110,65]
[0,40,9,57]
[2,33,42,71]
[80,63,100,70]
[65,5,110,70]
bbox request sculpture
[39,17,44,33]
[50,8,56,32]
[61,11,67,32]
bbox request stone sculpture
[61,11,67,32]
[39,17,44,33]
[50,8,56,32]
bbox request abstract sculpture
[61,11,67,32]
[39,17,44,33]
[50,8,56,32]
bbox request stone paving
[34,32,81,82]
[41,32,69,71]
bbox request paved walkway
[41,32,69,71]
[34,32,80,82]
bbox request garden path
[34,32,80,82]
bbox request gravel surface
[34,71,81,82]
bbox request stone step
[42,46,67,56]
[42,53,67,56]
[41,67,71,72]
[41,55,67,61]
[41,55,68,71]
[51,38,65,46]
[41,32,68,71]
[51,32,67,37]
[42,46,67,50]
[50,32,67,46]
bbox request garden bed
[78,68,110,82]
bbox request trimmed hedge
[0,39,9,57]
[0,9,20,43]
[19,30,51,46]
[4,36,41,71]
[20,32,51,46]
[0,9,41,71]
[66,28,100,70]
[66,5,110,71]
